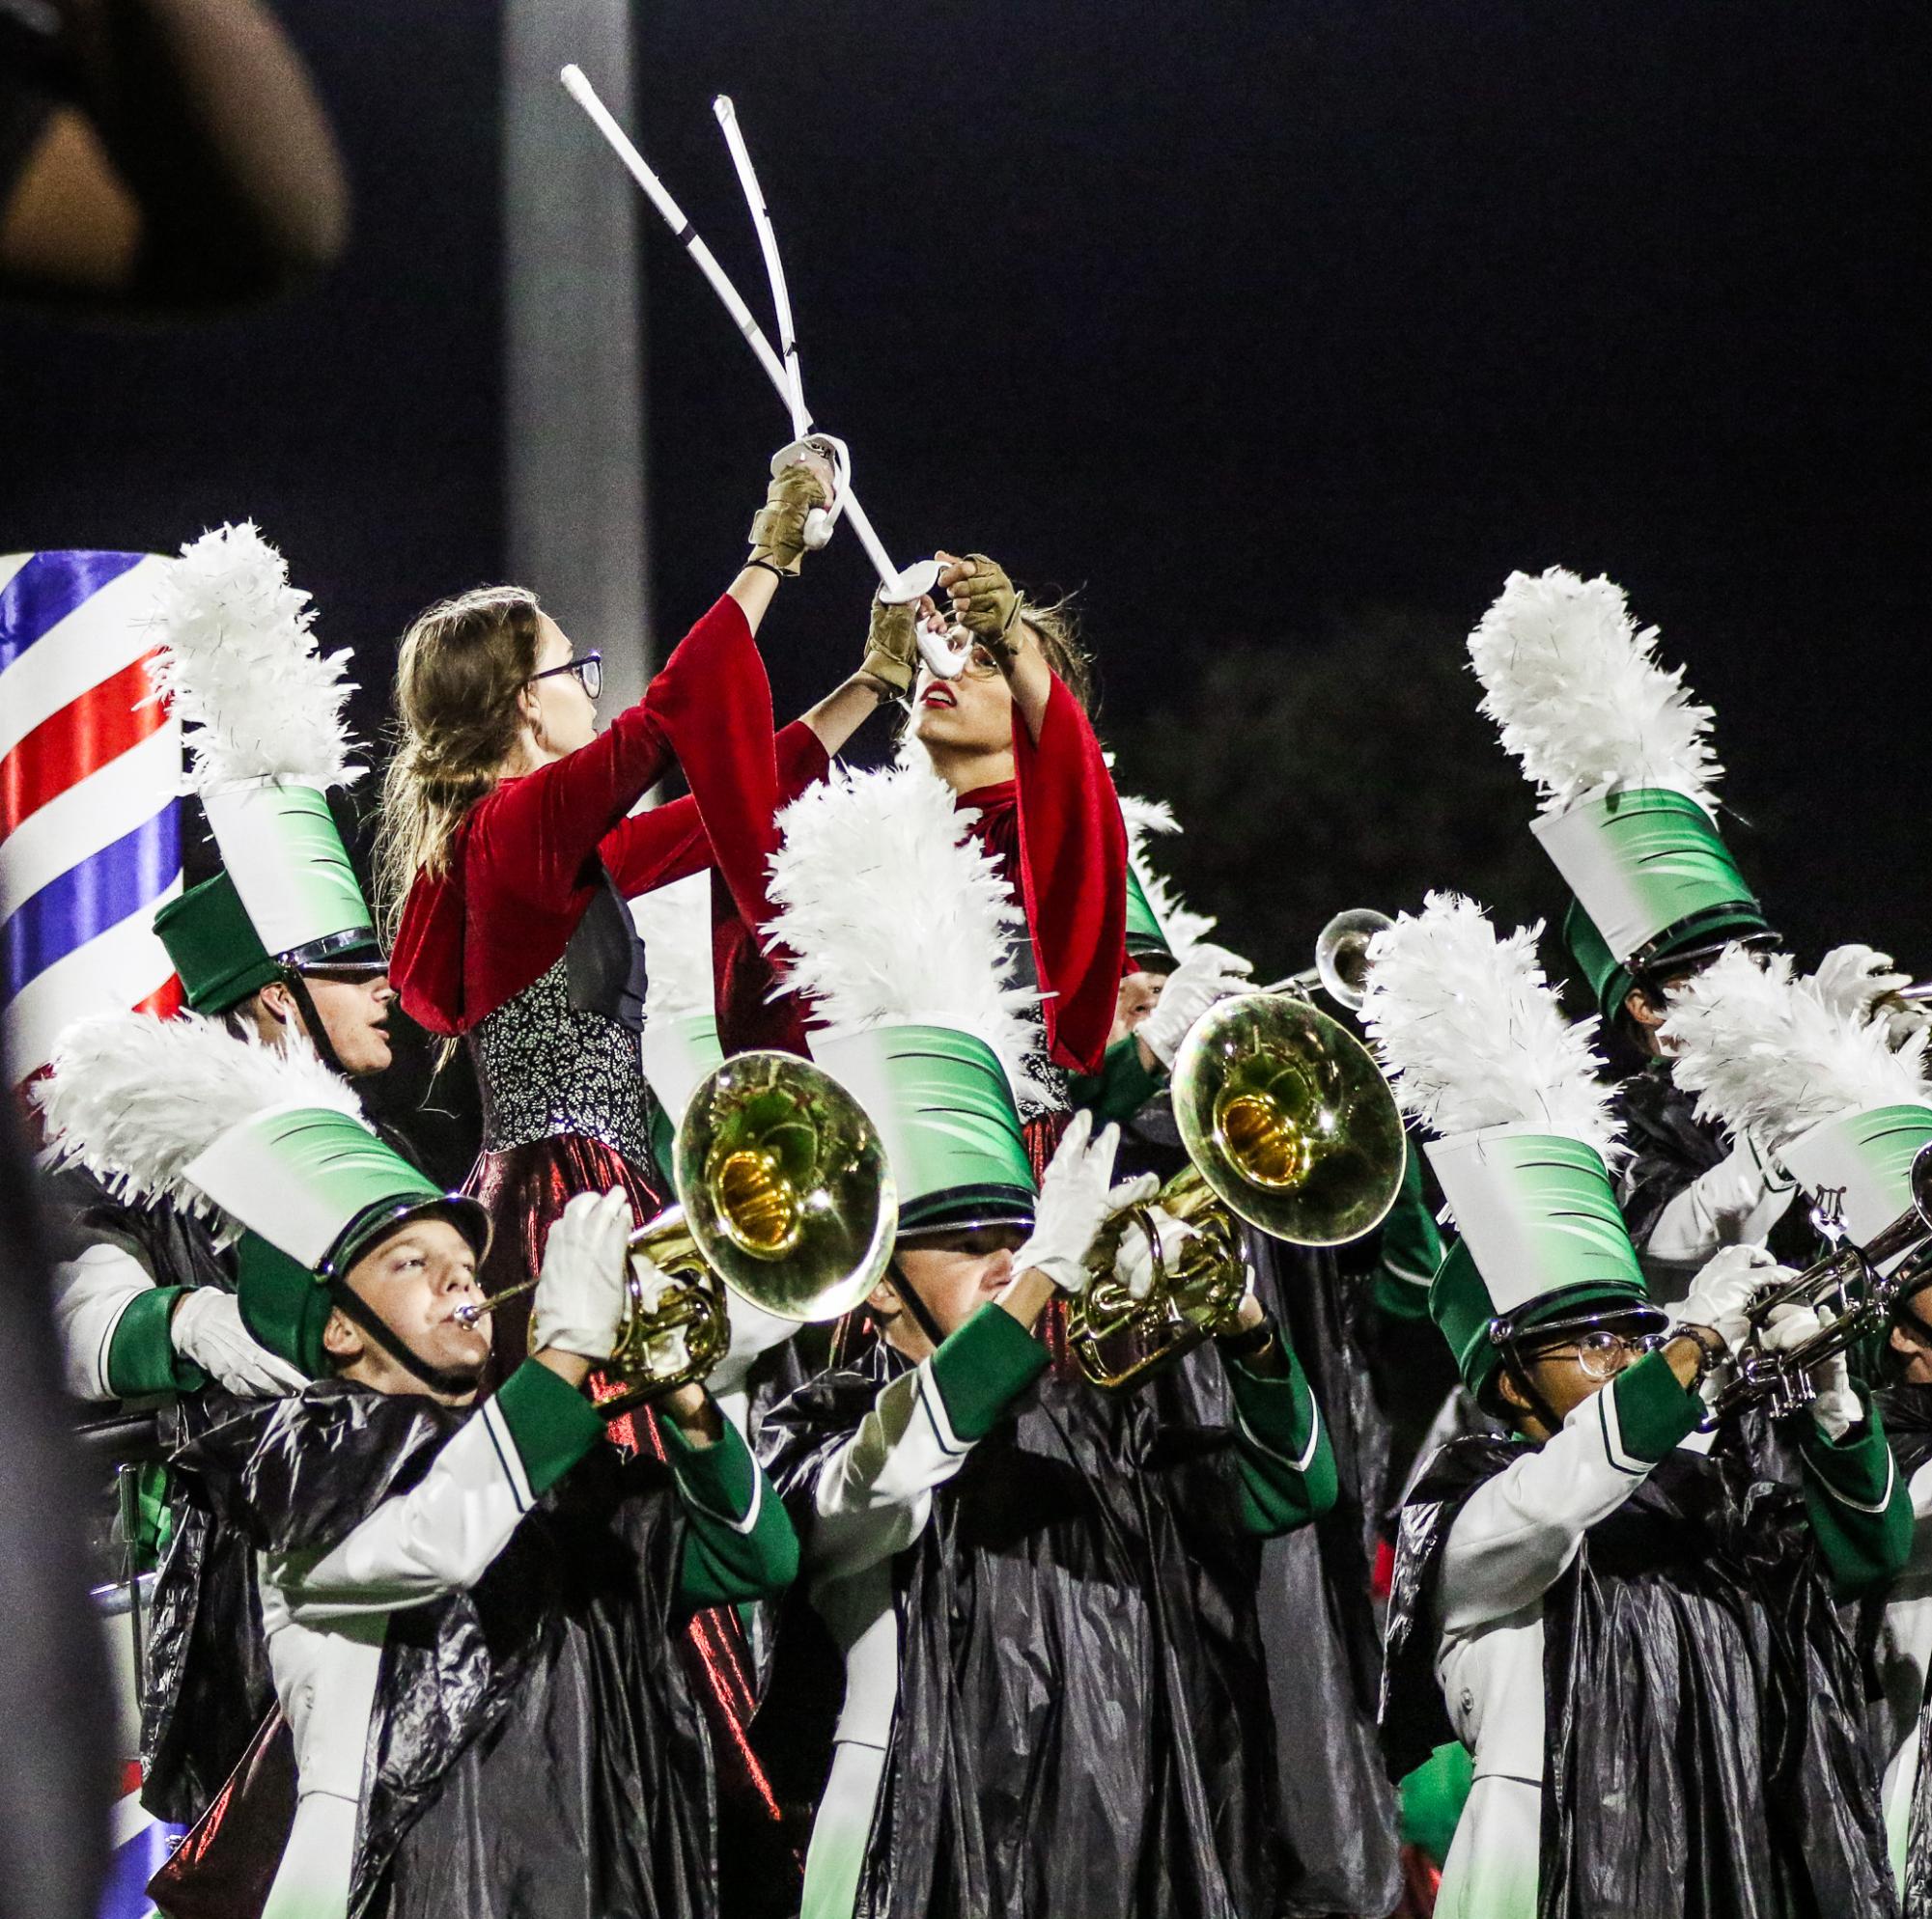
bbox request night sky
[4,3,1926,1014]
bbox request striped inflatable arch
[1,551,182,1085]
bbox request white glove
[1014,1111,1160,1295]
[1674,1242,1783,1355]
[1760,1299,1862,1440]
[1810,943,1910,1027]
[627,1248,695,1381]
[1113,1204,1199,1301]
[530,1188,634,1362]
[1644,1133,1796,1268]
[171,1289,309,1397]
[1139,942,1254,1070]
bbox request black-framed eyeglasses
[527,651,602,700]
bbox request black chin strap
[1498,1340,1567,1438]
[282,969,350,1077]
[327,1279,478,1397]
[884,1258,948,1353]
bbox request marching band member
[1466,568,1802,1294]
[1365,895,1908,1919]
[1662,942,1932,1903]
[40,1011,798,1919]
[1114,788,1418,1914]
[758,755,1337,1918]
[49,524,386,1828]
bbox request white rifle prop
[561,65,967,678]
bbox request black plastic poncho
[1120,1095,1403,1914]
[1382,1427,1895,1919]
[1875,1383,1932,1918]
[49,1169,271,1828]
[762,1342,1288,1919]
[179,1380,717,1919]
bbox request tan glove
[949,552,1024,659]
[859,594,920,695]
[748,462,829,575]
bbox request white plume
[1119,793,1217,960]
[1468,566,1722,815]
[148,521,362,792]
[632,871,714,1021]
[1660,945,1932,1153]
[1359,890,1623,1160]
[36,1011,364,1223]
[765,756,1050,1110]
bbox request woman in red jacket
[908,551,1135,1163]
[376,456,890,1368]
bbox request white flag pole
[560,64,957,653]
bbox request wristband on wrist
[1672,1323,1726,1393]
[745,557,788,581]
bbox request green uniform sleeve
[106,1287,206,1399]
[1608,1349,1703,1461]
[1370,1141,1442,1322]
[928,1301,1051,1440]
[1224,1330,1337,1534]
[1064,1035,1166,1124]
[1798,1395,1914,1598]
[493,1358,608,1496]
[662,1411,801,1606]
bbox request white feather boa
[764,756,1050,1110]
[37,1011,363,1223]
[148,521,361,791]
[1661,945,1932,1152]
[1468,566,1722,815]
[1359,890,1623,1159]
[1118,793,1216,961]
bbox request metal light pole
[502,0,650,709]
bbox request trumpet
[1702,1142,1932,1423]
[458,1050,897,1415]
[1069,988,1409,1391]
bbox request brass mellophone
[456,1051,898,1416]
[1702,1142,1932,1424]
[1068,951,1408,1393]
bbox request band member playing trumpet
[1660,939,1932,1904]
[1364,896,1909,1919]
[1465,568,1810,1294]
[757,757,1337,1918]
[39,1011,798,1919]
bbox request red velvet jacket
[392,593,827,1038]
[957,672,1128,1077]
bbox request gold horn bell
[1070,990,1407,1392]
[463,1050,897,1415]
